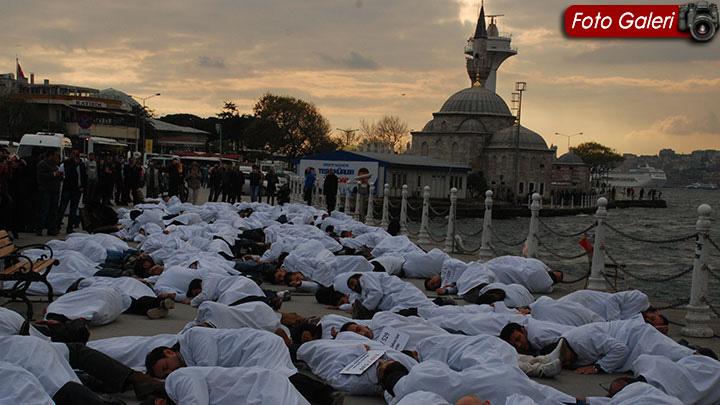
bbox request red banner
[564,4,691,37]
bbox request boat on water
[685,182,718,190]
[605,165,667,188]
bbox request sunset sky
[2,0,718,155]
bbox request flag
[16,58,26,80]
[579,235,593,254]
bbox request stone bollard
[417,186,431,245]
[682,204,714,337]
[587,197,608,290]
[380,183,390,228]
[336,183,343,212]
[365,183,375,225]
[353,185,362,220]
[400,185,409,235]
[444,187,458,253]
[525,193,541,258]
[344,184,352,214]
[479,190,494,261]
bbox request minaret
[465,4,517,92]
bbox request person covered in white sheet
[607,353,720,405]
[0,360,54,404]
[558,290,650,321]
[370,248,449,278]
[591,380,683,405]
[336,272,435,314]
[185,273,284,310]
[144,327,339,404]
[483,255,563,293]
[296,331,418,395]
[383,360,574,405]
[87,334,179,371]
[516,295,605,326]
[141,366,311,405]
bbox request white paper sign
[340,349,386,375]
[374,327,410,351]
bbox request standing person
[639,188,645,200]
[265,168,278,205]
[167,158,182,198]
[323,168,338,213]
[185,162,202,205]
[9,154,32,236]
[57,150,86,234]
[0,148,13,236]
[200,164,209,188]
[113,156,125,205]
[249,165,262,203]
[208,164,222,202]
[36,151,63,236]
[84,152,98,204]
[99,157,114,205]
[221,163,233,203]
[145,160,161,199]
[125,158,143,206]
[303,168,316,206]
[230,166,245,204]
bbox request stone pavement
[3,189,718,404]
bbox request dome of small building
[98,88,141,110]
[488,124,550,151]
[457,118,487,132]
[557,150,587,165]
[439,86,513,117]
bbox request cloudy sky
[2,0,718,155]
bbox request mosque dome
[488,124,550,151]
[439,86,513,117]
[557,150,587,165]
[457,119,487,132]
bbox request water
[447,188,720,306]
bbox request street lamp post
[555,131,584,151]
[512,81,526,205]
[131,93,161,153]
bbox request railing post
[417,185,431,245]
[525,193,541,258]
[354,184,362,220]
[365,183,375,225]
[479,190,494,261]
[682,204,713,337]
[444,187,458,253]
[400,184,409,235]
[380,183,390,228]
[344,183,352,214]
[336,182,343,213]
[587,197,608,290]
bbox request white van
[17,132,73,161]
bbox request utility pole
[131,93,161,152]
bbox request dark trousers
[325,194,336,213]
[53,381,118,405]
[84,179,98,204]
[289,373,338,405]
[209,186,220,202]
[66,343,134,393]
[304,187,313,205]
[38,189,60,232]
[124,296,161,315]
[461,284,484,304]
[266,188,276,205]
[58,189,82,231]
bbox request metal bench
[0,230,58,320]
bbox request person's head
[608,376,643,397]
[339,230,352,238]
[325,225,335,235]
[290,322,322,345]
[145,345,184,378]
[476,288,506,305]
[387,220,400,236]
[134,256,156,277]
[71,149,80,161]
[186,279,203,298]
[455,396,491,405]
[424,275,442,291]
[641,307,669,335]
[283,271,304,287]
[339,322,374,339]
[327,168,334,175]
[47,150,60,164]
[548,270,564,284]
[377,360,409,396]
[347,274,363,293]
[130,209,143,221]
[277,252,290,267]
[88,152,95,161]
[272,267,287,284]
[499,322,530,354]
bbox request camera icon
[679,1,719,41]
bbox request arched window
[420,142,429,156]
[451,142,459,161]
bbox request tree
[252,93,337,157]
[358,115,409,152]
[0,95,47,141]
[570,142,624,171]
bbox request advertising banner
[297,159,379,191]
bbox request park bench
[0,230,58,320]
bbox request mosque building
[408,5,557,202]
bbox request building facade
[0,72,140,146]
[407,6,555,202]
[550,150,592,193]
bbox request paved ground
[3,188,719,404]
